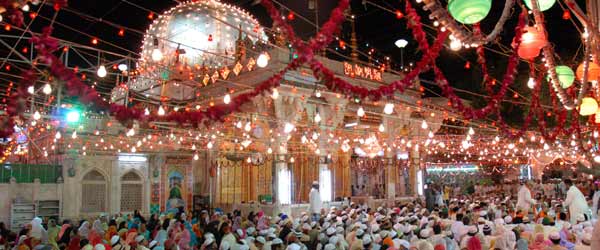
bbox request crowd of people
[0,179,599,250]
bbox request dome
[113,0,269,103]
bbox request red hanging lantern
[208,34,213,42]
[118,28,125,37]
[287,12,295,21]
[464,61,471,69]
[518,26,546,60]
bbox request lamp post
[395,39,408,70]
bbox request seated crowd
[0,180,598,250]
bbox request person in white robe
[516,181,536,214]
[309,181,322,222]
[563,179,591,224]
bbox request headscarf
[516,238,528,250]
[466,236,481,250]
[93,220,105,235]
[79,221,91,238]
[125,229,138,245]
[528,233,546,250]
[155,229,168,246]
[105,226,117,242]
[30,217,47,241]
[47,219,61,250]
[177,224,191,250]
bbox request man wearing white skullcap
[309,181,322,222]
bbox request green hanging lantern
[448,0,492,24]
[555,65,575,89]
[523,0,556,12]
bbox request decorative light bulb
[267,147,273,154]
[33,111,41,120]
[207,141,213,149]
[284,122,295,133]
[157,106,165,116]
[428,131,434,138]
[244,122,251,132]
[42,83,52,95]
[257,53,269,68]
[144,108,150,116]
[126,128,135,137]
[271,88,279,99]
[131,146,136,153]
[421,120,428,129]
[450,39,462,51]
[378,124,385,132]
[151,48,163,61]
[97,65,107,78]
[118,64,128,71]
[314,112,322,123]
[289,157,295,163]
[55,131,62,139]
[224,94,231,104]
[357,106,365,117]
[468,127,475,135]
[527,77,535,89]
[21,4,29,12]
[315,91,322,98]
[383,103,394,115]
[27,85,34,94]
[71,131,77,139]
[193,153,199,161]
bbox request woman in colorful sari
[88,220,105,246]
[256,212,268,231]
[57,223,72,250]
[105,220,118,242]
[180,214,197,248]
[67,228,81,250]
[78,221,91,239]
[47,219,60,250]
[172,223,190,250]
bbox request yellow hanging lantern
[579,97,598,116]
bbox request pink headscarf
[529,233,546,250]
[174,223,190,250]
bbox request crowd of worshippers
[0,181,599,250]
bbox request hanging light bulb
[131,146,137,153]
[151,48,163,62]
[284,122,295,133]
[193,153,199,161]
[267,147,273,154]
[27,85,34,94]
[71,131,77,139]
[428,131,434,138]
[224,94,231,104]
[289,156,295,163]
[357,106,365,117]
[235,121,243,129]
[157,106,165,116]
[468,127,475,135]
[97,65,107,78]
[256,53,269,68]
[314,112,322,123]
[379,123,385,132]
[42,83,52,95]
[144,108,150,116]
[450,39,462,51]
[33,111,41,120]
[244,122,251,132]
[421,120,428,129]
[207,141,213,149]
[315,91,322,98]
[383,103,394,115]
[55,131,62,139]
[271,88,279,99]
[527,77,535,89]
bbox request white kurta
[309,187,322,214]
[592,191,600,219]
[563,186,590,223]
[516,185,536,213]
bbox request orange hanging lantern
[518,26,546,60]
[576,62,600,82]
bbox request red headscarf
[467,236,482,250]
